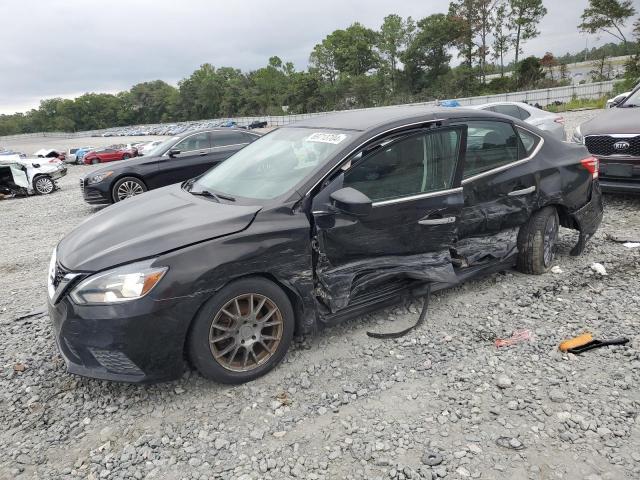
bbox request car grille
[79,178,85,193]
[585,135,640,157]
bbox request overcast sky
[1,0,637,114]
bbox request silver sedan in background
[470,101,566,140]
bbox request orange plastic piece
[559,333,593,352]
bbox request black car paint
[50,107,603,382]
[81,129,259,204]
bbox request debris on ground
[590,262,608,276]
[551,265,563,274]
[495,329,532,348]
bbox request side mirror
[330,187,372,217]
[168,149,181,157]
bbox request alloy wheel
[116,180,144,201]
[35,177,54,194]
[208,293,284,372]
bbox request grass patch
[546,97,607,113]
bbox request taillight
[581,156,599,179]
[554,116,565,124]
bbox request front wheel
[112,176,147,202]
[188,277,295,384]
[34,176,55,195]
[91,159,99,165]
[517,206,559,274]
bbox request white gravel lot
[1,111,640,480]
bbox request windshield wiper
[189,187,236,202]
[620,103,638,108]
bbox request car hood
[58,184,261,272]
[581,107,640,136]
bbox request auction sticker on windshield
[306,132,348,144]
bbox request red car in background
[83,146,138,165]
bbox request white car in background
[65,147,94,164]
[606,92,630,108]
[0,155,67,195]
[470,101,566,140]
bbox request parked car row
[49,105,604,385]
[97,119,268,138]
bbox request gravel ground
[1,111,640,480]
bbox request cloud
[0,0,635,114]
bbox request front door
[311,126,467,312]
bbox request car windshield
[192,127,351,200]
[620,88,640,107]
[145,136,180,156]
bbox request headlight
[86,171,114,185]
[572,125,584,144]
[70,261,167,305]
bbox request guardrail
[1,80,620,142]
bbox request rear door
[311,126,466,311]
[154,131,213,186]
[453,119,540,266]
[205,130,253,172]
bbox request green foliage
[579,0,637,44]
[508,0,547,63]
[545,97,608,112]
[516,56,544,88]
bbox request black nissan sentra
[48,107,603,384]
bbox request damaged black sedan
[48,107,603,384]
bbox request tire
[517,206,559,275]
[188,277,295,384]
[122,154,130,160]
[91,159,99,165]
[33,176,55,195]
[111,176,147,202]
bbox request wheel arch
[181,272,309,364]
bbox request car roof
[287,105,499,132]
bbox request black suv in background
[81,129,261,204]
[573,83,640,194]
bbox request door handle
[508,186,536,196]
[199,151,207,156]
[418,216,456,226]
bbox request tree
[540,52,559,80]
[579,0,637,45]
[475,0,499,83]
[492,2,513,76]
[516,56,544,88]
[402,14,457,93]
[377,14,415,93]
[508,0,547,64]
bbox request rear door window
[212,131,247,147]
[175,132,211,152]
[517,106,531,120]
[463,121,521,179]
[516,127,541,156]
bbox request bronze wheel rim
[209,293,284,372]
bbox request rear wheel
[122,154,130,160]
[188,277,295,384]
[112,176,146,202]
[34,176,55,195]
[517,206,559,274]
[91,158,99,165]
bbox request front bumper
[48,287,196,383]
[51,165,68,180]
[80,178,112,205]
[596,156,640,194]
